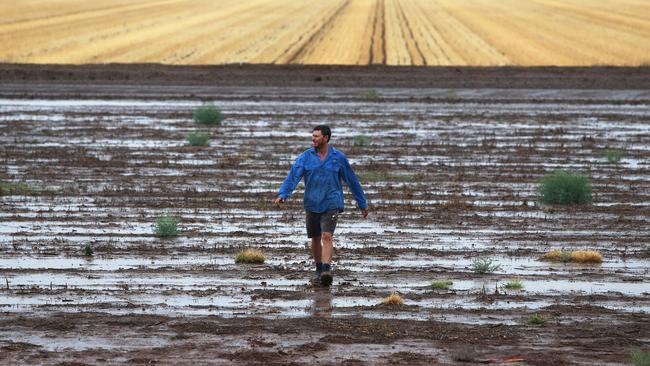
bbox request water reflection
[310,287,333,317]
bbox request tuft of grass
[353,135,371,147]
[542,249,603,264]
[630,348,650,366]
[504,279,524,290]
[528,313,547,325]
[604,149,624,164]
[0,181,36,195]
[380,293,405,306]
[154,215,179,237]
[432,280,453,290]
[445,89,460,102]
[537,170,592,205]
[570,250,603,264]
[361,89,380,102]
[470,257,501,274]
[83,244,94,257]
[235,248,266,264]
[193,105,224,125]
[186,131,210,146]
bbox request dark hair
[313,125,331,142]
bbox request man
[275,125,369,286]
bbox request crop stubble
[1,0,649,65]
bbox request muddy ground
[1,64,649,365]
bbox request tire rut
[279,0,351,64]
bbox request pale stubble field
[2,0,649,66]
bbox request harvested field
[2,0,650,65]
[1,65,649,365]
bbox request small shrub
[353,135,371,146]
[445,89,460,102]
[154,215,179,237]
[537,170,592,205]
[570,250,603,264]
[528,313,547,325]
[504,279,523,290]
[630,348,650,366]
[432,280,453,290]
[83,244,94,257]
[186,131,210,146]
[604,149,624,164]
[380,293,404,306]
[0,181,35,195]
[235,249,266,264]
[470,257,501,274]
[361,89,380,102]
[193,105,224,125]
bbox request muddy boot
[320,263,333,286]
[320,271,333,286]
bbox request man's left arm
[340,157,369,216]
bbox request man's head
[312,125,331,149]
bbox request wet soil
[1,64,649,365]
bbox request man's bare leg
[320,232,334,286]
[321,232,333,264]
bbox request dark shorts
[306,210,339,238]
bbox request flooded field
[1,81,649,365]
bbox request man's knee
[321,232,333,241]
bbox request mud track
[1,64,649,365]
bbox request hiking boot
[320,271,333,286]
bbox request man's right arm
[277,154,305,202]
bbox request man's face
[312,130,328,148]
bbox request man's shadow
[309,286,333,317]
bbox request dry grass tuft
[542,249,602,264]
[570,250,603,263]
[235,249,266,264]
[542,249,571,262]
[381,293,405,306]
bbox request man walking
[275,125,369,286]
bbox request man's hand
[361,208,369,218]
[274,197,285,205]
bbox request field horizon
[2,0,649,66]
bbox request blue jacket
[278,145,368,213]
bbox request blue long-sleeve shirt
[278,145,368,213]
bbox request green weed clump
[432,280,453,290]
[504,279,524,290]
[235,249,266,264]
[528,314,547,325]
[353,135,371,146]
[0,181,35,195]
[193,105,224,125]
[361,89,380,102]
[186,131,210,146]
[604,149,624,164]
[537,170,592,205]
[154,215,179,237]
[630,348,650,366]
[83,244,94,257]
[471,257,501,274]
